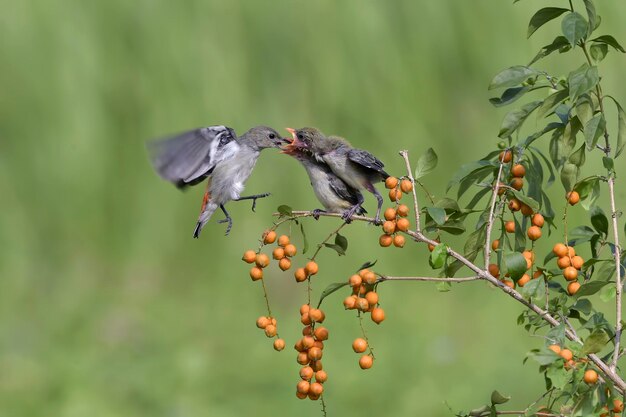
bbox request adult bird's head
[241,126,286,150]
[284,127,330,155]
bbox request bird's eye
[297,134,303,140]
[269,133,276,139]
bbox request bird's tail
[193,188,217,238]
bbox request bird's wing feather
[328,174,362,207]
[347,148,389,177]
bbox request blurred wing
[328,174,364,208]
[347,149,389,178]
[147,125,237,188]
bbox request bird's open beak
[285,127,307,149]
[280,128,296,154]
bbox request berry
[567,281,581,295]
[488,263,500,278]
[278,235,290,247]
[563,266,578,281]
[256,316,269,329]
[583,369,598,384]
[242,250,256,263]
[553,243,568,257]
[309,308,324,322]
[310,360,323,372]
[284,244,297,257]
[396,218,410,232]
[511,163,526,177]
[385,176,399,189]
[314,370,328,383]
[296,352,309,365]
[314,327,329,341]
[294,268,307,282]
[510,178,523,191]
[384,207,397,221]
[393,235,405,248]
[560,349,573,361]
[508,198,521,212]
[379,234,393,247]
[302,336,315,349]
[557,256,571,269]
[400,179,413,193]
[491,239,500,250]
[397,204,409,217]
[359,355,374,369]
[567,246,576,257]
[300,312,312,325]
[365,291,379,306]
[343,295,357,309]
[305,261,319,275]
[250,267,263,281]
[548,345,561,355]
[520,203,533,217]
[382,220,396,235]
[389,188,402,202]
[279,257,292,271]
[357,298,369,311]
[352,338,368,353]
[272,247,285,260]
[264,324,277,337]
[527,225,542,241]
[371,307,385,324]
[505,221,515,233]
[571,255,584,270]
[309,382,324,396]
[273,338,285,351]
[349,274,362,287]
[300,304,310,315]
[308,347,323,361]
[296,380,310,394]
[518,274,531,287]
[299,366,314,380]
[502,279,515,289]
[296,391,307,400]
[614,399,624,413]
[255,253,270,268]
[361,270,377,285]
[263,230,277,244]
[532,213,544,227]
[499,150,512,163]
[567,191,580,205]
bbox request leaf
[547,365,569,390]
[357,260,377,271]
[335,233,348,252]
[436,281,452,292]
[522,123,563,148]
[590,205,609,236]
[528,7,570,38]
[529,36,571,66]
[584,113,606,150]
[538,88,569,118]
[504,252,527,280]
[571,299,592,316]
[528,348,561,366]
[489,86,530,107]
[499,101,543,138]
[277,205,293,216]
[427,207,447,225]
[560,162,579,192]
[511,190,540,211]
[605,96,626,158]
[568,143,586,167]
[299,223,309,254]
[447,160,497,192]
[575,280,611,297]
[414,148,438,179]
[429,243,448,269]
[489,66,539,90]
[317,282,349,308]
[603,156,614,171]
[561,12,588,46]
[581,329,610,355]
[568,64,599,102]
[520,277,543,299]
[592,35,626,53]
[491,390,510,405]
[575,94,594,126]
[324,243,345,256]
[583,0,597,36]
[600,285,617,302]
[590,43,608,61]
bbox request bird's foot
[218,216,234,236]
[311,208,326,220]
[372,214,383,226]
[341,205,362,224]
[235,193,271,212]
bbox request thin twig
[608,177,623,372]
[379,275,481,283]
[399,150,421,232]
[484,159,505,269]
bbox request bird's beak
[285,127,307,149]
[280,128,296,154]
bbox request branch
[399,150,421,232]
[608,177,623,372]
[484,159,505,269]
[379,275,482,283]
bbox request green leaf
[576,94,595,126]
[584,113,605,150]
[324,243,345,256]
[468,406,491,416]
[499,101,543,138]
[538,88,569,118]
[277,205,293,216]
[561,12,588,46]
[511,190,540,211]
[529,36,570,66]
[447,160,497,192]
[520,277,543,299]
[583,0,597,36]
[504,252,526,280]
[560,162,579,192]
[430,243,448,269]
[547,364,569,389]
[575,280,611,297]
[317,282,349,308]
[528,348,560,366]
[592,35,626,53]
[357,260,377,271]
[414,147,438,179]
[590,43,608,61]
[603,156,614,171]
[568,64,599,102]
[528,7,570,38]
[581,329,610,355]
[568,143,586,167]
[436,281,452,292]
[335,233,348,252]
[490,390,510,405]
[600,285,617,302]
[426,207,447,225]
[300,223,309,254]
[571,299,592,316]
[489,86,530,107]
[590,205,609,236]
[605,96,626,158]
[489,66,539,90]
[521,122,563,148]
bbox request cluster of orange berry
[342,269,385,326]
[294,304,328,400]
[548,344,578,370]
[488,244,542,289]
[384,176,413,203]
[256,316,285,351]
[552,243,584,295]
[352,337,373,369]
[379,205,410,248]
[601,399,625,416]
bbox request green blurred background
[1,1,625,416]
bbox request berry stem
[399,150,421,233]
[260,276,273,318]
[484,157,506,270]
[358,313,375,359]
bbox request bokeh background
[1,1,625,416]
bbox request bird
[282,129,366,219]
[287,127,388,224]
[147,125,285,237]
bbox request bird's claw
[218,217,233,235]
[312,209,326,220]
[250,193,271,212]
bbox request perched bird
[282,129,366,219]
[148,125,284,237]
[288,127,388,224]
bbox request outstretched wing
[347,148,389,179]
[147,125,239,188]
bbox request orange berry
[309,382,324,396]
[567,191,580,205]
[533,270,543,278]
[400,179,413,193]
[389,188,402,202]
[310,360,323,372]
[294,268,307,282]
[572,255,584,270]
[279,257,292,271]
[256,316,270,329]
[242,250,256,263]
[250,267,263,281]
[488,263,500,278]
[314,370,328,383]
[379,234,393,247]
[384,207,397,221]
[300,366,314,380]
[567,281,581,295]
[583,369,598,384]
[343,295,357,309]
[264,324,277,338]
[563,266,578,281]
[393,234,405,248]
[505,221,515,233]
[302,325,313,336]
[548,345,561,355]
[357,298,370,311]
[359,355,374,369]
[510,178,524,191]
[382,220,396,235]
[553,243,568,257]
[273,338,285,351]
[491,239,500,250]
[499,150,512,163]
[294,339,305,352]
[371,307,385,324]
[352,338,368,353]
[511,163,526,177]
[522,250,535,262]
[272,247,285,260]
[502,279,515,289]
[527,225,542,241]
[255,253,270,268]
[520,203,533,217]
[296,352,309,365]
[385,176,399,189]
[532,213,545,227]
[284,244,297,257]
[296,391,307,400]
[557,256,571,269]
[396,218,410,232]
[263,230,277,244]
[518,274,531,287]
[308,308,324,323]
[308,347,323,361]
[567,246,576,257]
[508,198,521,212]
[349,274,362,287]
[314,327,329,341]
[428,242,437,251]
[614,399,624,413]
[305,261,319,275]
[397,204,409,217]
[564,359,576,370]
[362,270,377,285]
[300,312,312,325]
[278,235,290,247]
[300,304,310,315]
[302,336,315,349]
[365,291,379,306]
[296,380,310,394]
[560,349,573,361]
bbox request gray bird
[288,127,388,224]
[148,125,284,237]
[282,128,366,219]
